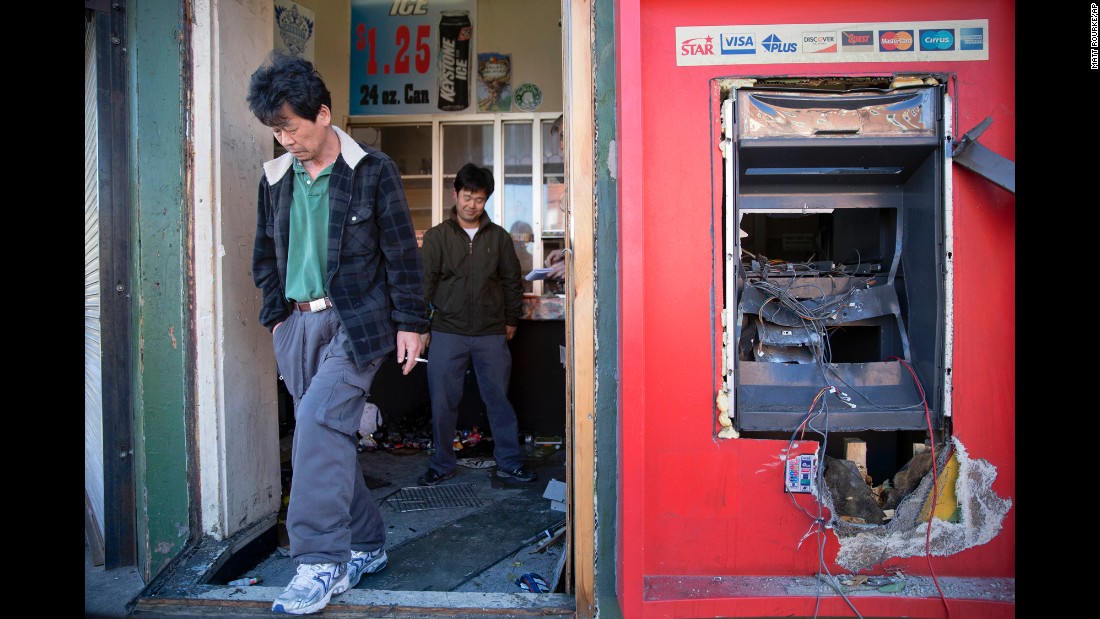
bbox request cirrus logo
[919,29,954,51]
[878,30,914,51]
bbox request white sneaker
[346,548,388,590]
[271,562,349,615]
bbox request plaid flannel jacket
[252,126,428,371]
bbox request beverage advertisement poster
[350,0,477,115]
[477,52,512,112]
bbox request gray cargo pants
[273,306,385,565]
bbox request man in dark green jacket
[418,163,535,486]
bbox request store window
[350,124,433,232]
[540,117,565,282]
[349,113,562,294]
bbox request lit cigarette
[414,357,429,363]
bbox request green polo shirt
[284,159,332,303]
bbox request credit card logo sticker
[841,30,874,51]
[919,29,954,51]
[879,30,914,51]
[959,27,985,50]
[761,34,798,53]
[801,32,837,53]
[680,36,714,56]
[720,33,756,55]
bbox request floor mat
[384,483,484,512]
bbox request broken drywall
[827,437,1012,572]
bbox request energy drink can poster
[350,0,476,115]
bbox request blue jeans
[273,307,386,564]
[427,331,523,474]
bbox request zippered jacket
[421,208,523,336]
[252,126,428,372]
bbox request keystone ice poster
[350,0,477,115]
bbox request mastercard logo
[879,30,914,51]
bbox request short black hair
[246,52,332,127]
[453,163,494,198]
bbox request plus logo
[761,34,797,53]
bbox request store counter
[359,294,566,440]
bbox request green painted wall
[128,0,192,582]
[593,0,621,617]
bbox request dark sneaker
[345,549,387,590]
[417,468,455,486]
[496,466,537,482]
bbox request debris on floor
[522,520,567,553]
[226,446,568,595]
[830,572,907,593]
[516,572,551,592]
[532,436,563,456]
[457,457,496,469]
[357,402,383,451]
[542,478,567,512]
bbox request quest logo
[919,29,954,51]
[840,30,873,51]
[878,30,914,51]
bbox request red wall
[615,1,1014,617]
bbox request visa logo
[721,33,756,55]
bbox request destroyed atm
[724,84,947,434]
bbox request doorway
[133,1,590,617]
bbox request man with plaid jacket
[248,52,427,615]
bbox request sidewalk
[86,538,145,618]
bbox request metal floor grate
[385,483,484,512]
